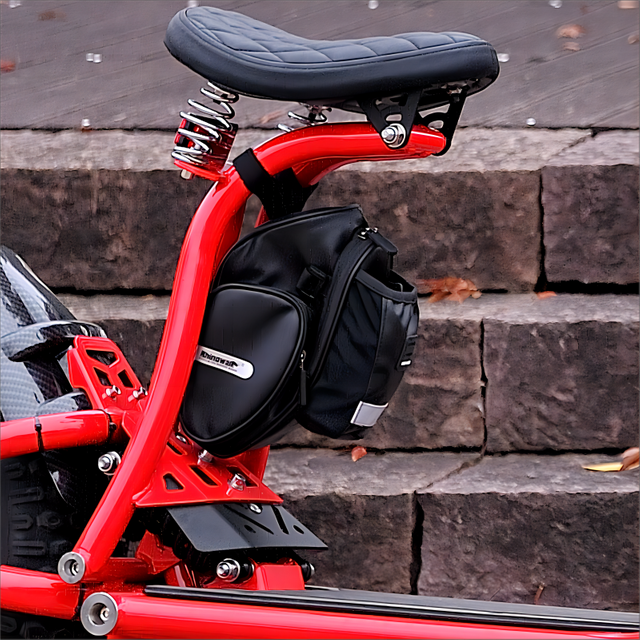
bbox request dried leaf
[582,462,623,472]
[618,0,639,8]
[536,291,557,299]
[556,24,586,38]
[621,447,640,470]
[351,446,368,462]
[0,59,15,73]
[628,33,639,44]
[38,9,65,20]
[534,583,545,605]
[583,448,639,472]
[417,277,481,303]
[563,41,582,51]
[258,107,289,125]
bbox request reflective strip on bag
[350,401,389,427]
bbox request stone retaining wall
[58,293,639,454]
[263,449,639,611]
[2,128,638,291]
[2,126,638,612]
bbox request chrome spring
[172,82,239,166]
[277,105,331,132]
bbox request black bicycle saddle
[165,7,499,113]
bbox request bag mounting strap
[233,149,318,220]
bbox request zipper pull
[299,351,307,406]
[358,227,398,255]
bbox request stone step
[58,292,639,453]
[2,128,637,291]
[263,448,639,612]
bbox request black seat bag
[180,205,419,457]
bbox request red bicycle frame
[1,122,636,639]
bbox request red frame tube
[106,591,636,640]
[1,410,113,459]
[1,120,637,639]
[64,122,446,580]
[0,566,80,618]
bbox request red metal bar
[106,591,635,640]
[69,123,447,580]
[0,566,80,618]
[70,174,250,579]
[1,410,113,459]
[255,123,445,185]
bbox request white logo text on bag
[195,345,254,380]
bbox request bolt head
[198,449,215,463]
[216,558,241,581]
[380,123,406,149]
[228,473,246,491]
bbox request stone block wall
[2,127,638,611]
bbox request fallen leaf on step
[351,446,368,462]
[259,107,290,125]
[582,447,639,472]
[556,24,586,38]
[582,462,623,472]
[563,41,582,51]
[417,277,481,303]
[536,291,557,299]
[621,447,640,470]
[0,59,15,73]
[38,9,65,20]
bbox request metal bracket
[418,88,468,156]
[359,88,468,155]
[358,91,421,150]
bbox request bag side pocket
[299,270,418,439]
[180,284,307,457]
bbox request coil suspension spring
[172,82,239,176]
[277,105,331,132]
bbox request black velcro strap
[233,148,270,194]
[233,149,318,220]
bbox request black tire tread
[1,454,86,639]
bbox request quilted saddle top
[165,7,499,113]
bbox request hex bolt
[81,593,118,636]
[198,449,215,463]
[216,558,241,581]
[228,473,246,492]
[132,387,147,400]
[97,451,121,476]
[381,123,407,149]
[58,552,86,584]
